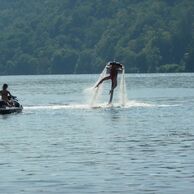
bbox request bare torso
[0,90,11,102]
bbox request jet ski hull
[0,106,23,115]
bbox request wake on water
[24,101,152,111]
[23,68,180,111]
[23,67,130,112]
[24,68,179,111]
[24,101,179,111]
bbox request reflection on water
[0,74,194,194]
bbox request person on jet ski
[0,83,13,106]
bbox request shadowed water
[0,74,194,194]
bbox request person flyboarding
[95,61,124,104]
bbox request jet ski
[0,96,23,115]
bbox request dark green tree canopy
[0,0,193,75]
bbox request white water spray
[119,68,128,106]
[84,66,107,107]
[84,64,128,106]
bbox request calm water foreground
[0,73,194,194]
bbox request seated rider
[96,61,124,91]
[0,83,13,106]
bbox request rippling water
[0,74,194,194]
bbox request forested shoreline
[0,0,194,75]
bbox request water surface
[0,74,194,194]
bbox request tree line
[0,0,194,75]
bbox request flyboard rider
[95,61,124,104]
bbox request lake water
[0,74,194,194]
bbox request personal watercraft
[0,96,23,115]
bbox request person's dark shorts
[0,100,8,107]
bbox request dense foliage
[0,0,194,75]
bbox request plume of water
[119,68,128,106]
[84,66,107,107]
[84,65,128,107]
